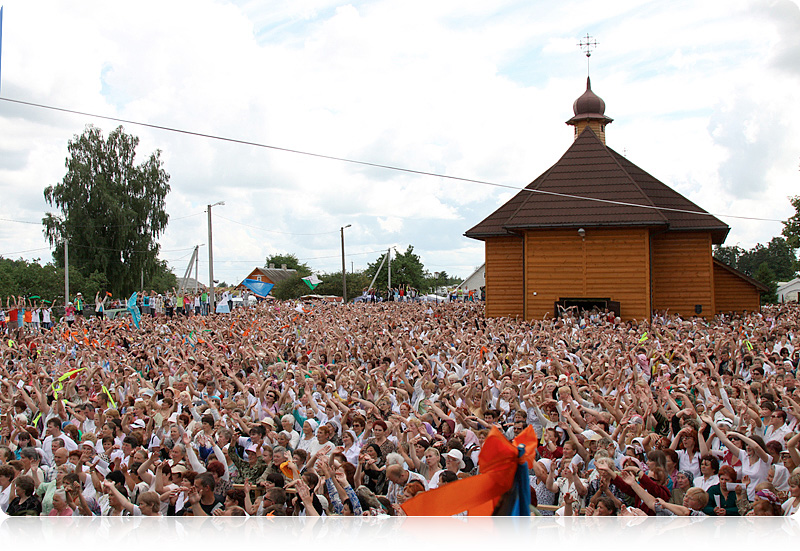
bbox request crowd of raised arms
[0,295,798,518]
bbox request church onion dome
[567,76,613,124]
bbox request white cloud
[1,0,799,284]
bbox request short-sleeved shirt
[198,498,224,516]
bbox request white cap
[443,449,466,470]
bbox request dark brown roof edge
[503,221,669,230]
[713,258,770,292]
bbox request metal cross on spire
[578,34,598,76]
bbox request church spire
[566,36,613,144]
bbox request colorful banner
[127,292,142,329]
[401,426,538,516]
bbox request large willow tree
[43,125,171,296]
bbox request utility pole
[340,224,351,303]
[64,238,69,303]
[387,247,392,289]
[207,202,224,314]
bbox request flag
[127,292,141,329]
[302,274,322,290]
[241,278,274,297]
[492,446,533,516]
[401,426,538,516]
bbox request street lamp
[207,201,225,314]
[341,224,351,303]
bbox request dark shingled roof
[465,126,730,243]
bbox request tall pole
[207,203,224,314]
[208,206,214,313]
[387,247,391,289]
[340,224,351,303]
[195,246,199,293]
[64,239,70,303]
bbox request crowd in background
[0,295,798,517]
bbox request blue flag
[241,279,274,297]
[127,292,141,329]
[492,445,532,516]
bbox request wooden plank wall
[651,231,714,317]
[484,236,524,318]
[524,228,650,320]
[714,263,761,314]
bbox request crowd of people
[0,293,798,518]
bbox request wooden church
[465,78,766,321]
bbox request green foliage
[265,254,311,277]
[0,257,109,303]
[712,245,743,269]
[314,271,371,299]
[147,259,178,293]
[753,262,778,304]
[272,274,310,300]
[364,246,428,290]
[783,195,800,249]
[422,270,463,293]
[43,125,171,297]
[713,237,797,281]
[271,271,371,301]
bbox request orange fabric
[401,426,538,516]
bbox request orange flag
[401,426,538,517]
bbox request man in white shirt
[763,410,792,446]
[42,418,78,464]
[385,464,428,504]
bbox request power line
[0,246,52,256]
[164,248,391,264]
[67,243,198,254]
[0,96,786,224]
[1,243,197,256]
[0,212,204,228]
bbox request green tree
[783,195,800,249]
[315,271,371,299]
[421,270,464,293]
[0,257,109,305]
[364,246,428,290]
[43,125,171,296]
[148,259,178,292]
[272,274,310,300]
[713,245,744,269]
[714,238,796,281]
[264,254,311,277]
[753,262,778,304]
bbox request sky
[0,0,798,287]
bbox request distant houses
[236,264,298,291]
